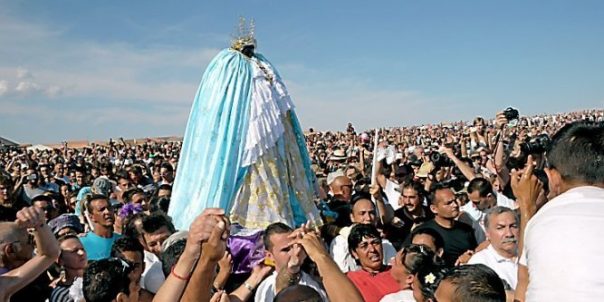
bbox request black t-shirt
[11,271,51,302]
[412,219,477,267]
[385,205,434,251]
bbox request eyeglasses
[2,233,35,248]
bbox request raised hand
[210,290,230,302]
[185,208,225,258]
[201,216,230,263]
[217,251,233,274]
[15,206,46,229]
[291,232,328,262]
[511,155,543,217]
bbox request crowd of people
[0,108,603,302]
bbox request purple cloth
[227,230,265,274]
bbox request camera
[503,107,519,121]
[430,152,454,167]
[26,173,38,181]
[520,134,551,154]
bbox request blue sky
[1,0,603,144]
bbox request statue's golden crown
[231,17,256,51]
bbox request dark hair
[123,188,145,204]
[416,261,447,301]
[546,121,604,184]
[74,166,87,175]
[263,222,293,250]
[428,182,453,206]
[149,196,170,214]
[85,194,109,214]
[274,285,322,302]
[111,236,144,259]
[161,239,187,277]
[83,258,134,302]
[141,212,175,234]
[440,264,506,302]
[129,165,143,175]
[123,212,147,240]
[350,194,374,210]
[0,174,13,190]
[400,179,425,198]
[157,184,172,192]
[159,162,174,173]
[347,224,381,253]
[410,228,445,253]
[400,244,436,275]
[467,178,493,198]
[115,171,129,181]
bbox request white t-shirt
[468,244,518,289]
[520,186,604,302]
[329,226,397,273]
[379,289,415,302]
[384,179,402,210]
[254,271,328,302]
[141,251,165,293]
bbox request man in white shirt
[515,121,604,302]
[255,223,328,301]
[462,178,516,234]
[468,206,518,290]
[329,196,397,273]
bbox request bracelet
[243,282,254,291]
[170,266,191,281]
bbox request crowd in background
[0,108,603,302]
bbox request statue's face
[242,45,255,57]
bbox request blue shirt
[80,231,121,261]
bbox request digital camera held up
[520,134,551,154]
[503,107,519,127]
[430,151,454,168]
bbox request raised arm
[293,233,363,302]
[1,207,60,300]
[181,216,229,302]
[442,147,476,181]
[370,184,394,225]
[510,156,542,302]
[153,208,225,302]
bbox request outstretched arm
[293,233,363,302]
[1,207,60,300]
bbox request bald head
[0,222,24,244]
[330,176,353,202]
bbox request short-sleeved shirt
[412,219,477,267]
[521,186,604,302]
[468,244,518,289]
[80,231,122,261]
[346,267,400,302]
